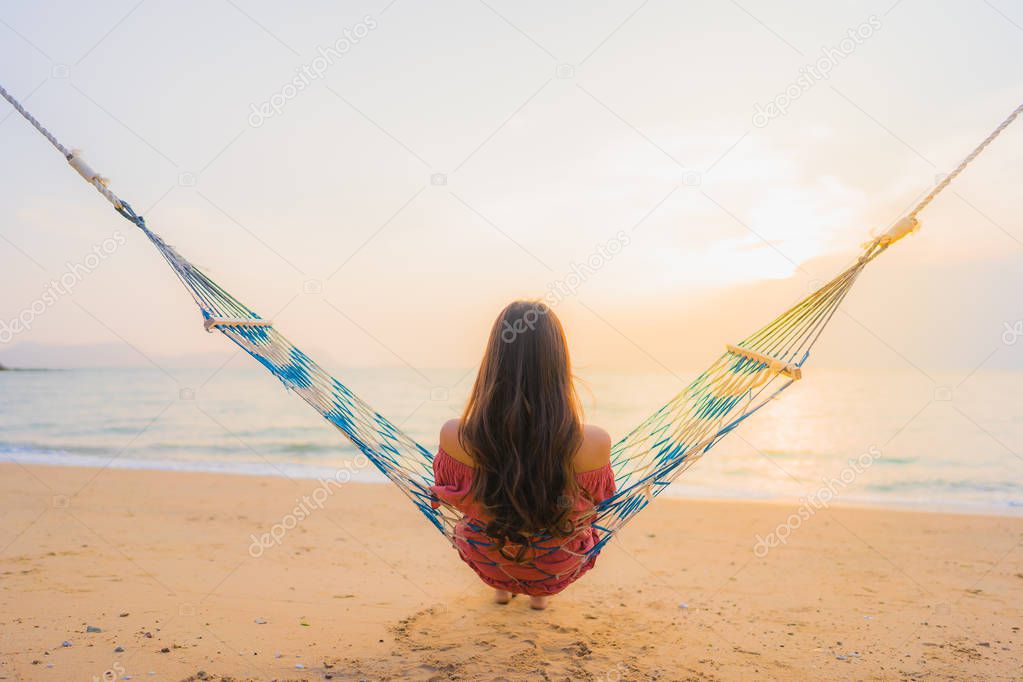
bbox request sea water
[1,366,1020,515]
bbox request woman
[431,300,615,610]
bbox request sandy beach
[0,462,1020,681]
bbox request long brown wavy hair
[459,300,584,555]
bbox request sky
[1,0,1022,380]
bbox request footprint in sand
[338,600,652,680]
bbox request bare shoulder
[439,418,475,467]
[574,424,612,473]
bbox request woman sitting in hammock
[431,300,615,610]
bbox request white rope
[67,150,123,209]
[860,101,1023,253]
[0,83,124,210]
[907,102,1023,220]
[0,83,70,158]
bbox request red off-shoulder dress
[430,448,616,596]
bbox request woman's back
[430,300,616,606]
[431,420,615,598]
[438,419,612,475]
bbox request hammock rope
[3,82,1019,583]
[905,103,1023,222]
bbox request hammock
[3,83,1020,580]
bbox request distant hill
[0,342,235,369]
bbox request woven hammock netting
[120,201,877,564]
[2,80,1019,586]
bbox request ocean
[1,366,1020,515]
